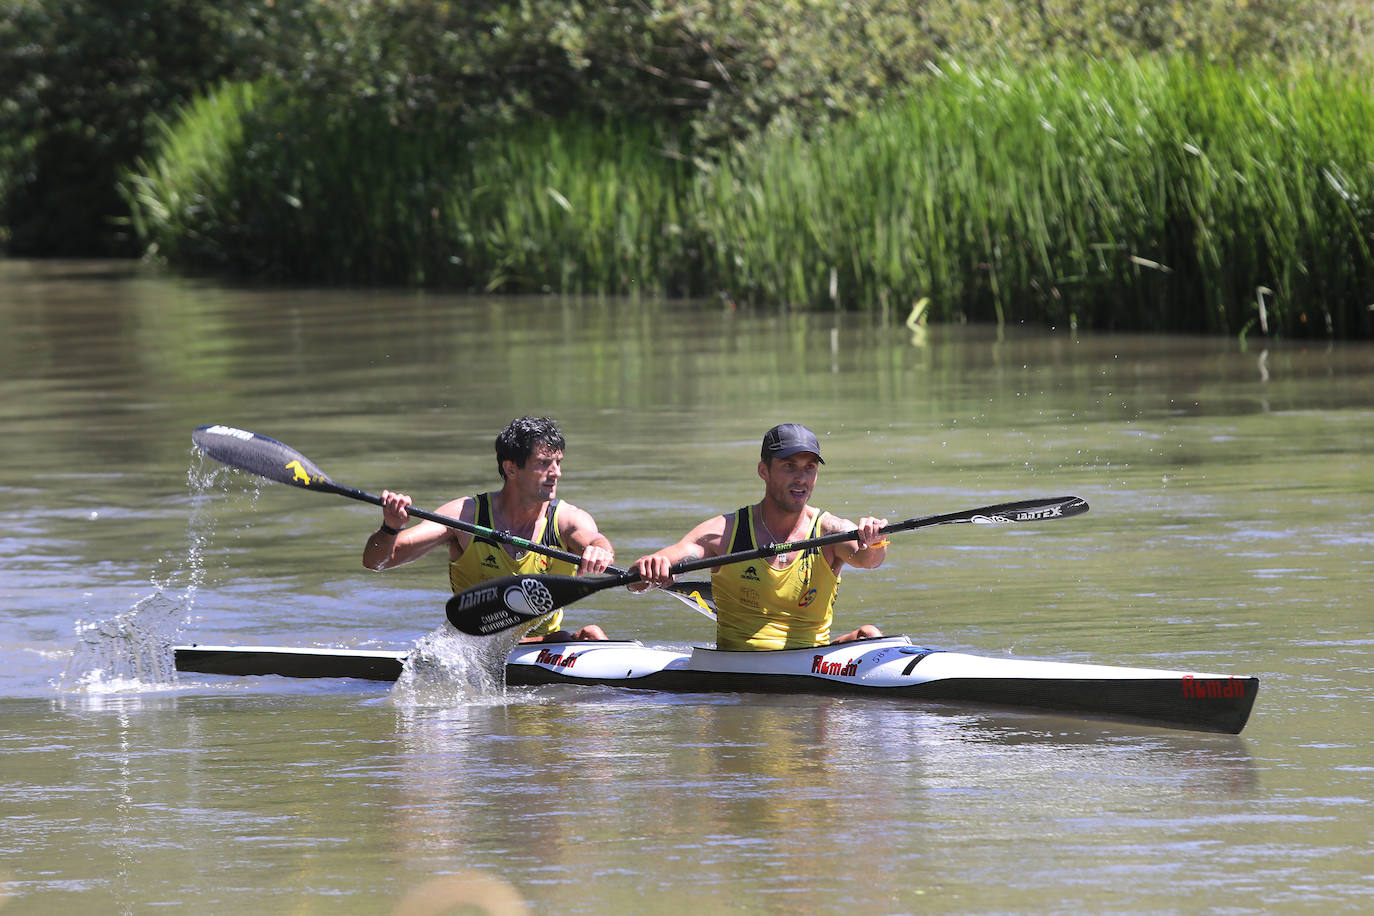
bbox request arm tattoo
[820,514,855,536]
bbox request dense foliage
[695,58,1374,338]
[5,0,1374,337]
[128,58,1374,338]
[124,81,696,289]
[0,0,281,254]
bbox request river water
[2,258,1372,914]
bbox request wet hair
[495,416,566,478]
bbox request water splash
[64,588,184,692]
[58,453,245,693]
[390,625,524,707]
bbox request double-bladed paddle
[445,495,1089,635]
[190,424,716,615]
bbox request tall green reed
[1160,60,1374,337]
[126,81,692,291]
[448,122,696,295]
[123,81,258,272]
[695,59,1177,323]
[697,55,1374,336]
[125,80,466,282]
[127,58,1374,337]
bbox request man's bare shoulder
[555,499,600,533]
[687,512,732,556]
[430,496,477,535]
[555,497,589,516]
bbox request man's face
[508,443,563,501]
[759,452,821,512]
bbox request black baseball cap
[760,423,825,463]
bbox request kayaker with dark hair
[630,423,887,650]
[363,416,612,642]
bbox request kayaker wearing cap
[630,423,887,650]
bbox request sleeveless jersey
[449,493,575,637]
[711,507,840,650]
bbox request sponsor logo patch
[1013,505,1064,521]
[1182,675,1247,699]
[811,656,860,677]
[536,648,577,669]
[505,578,555,615]
[456,584,500,611]
[284,459,318,485]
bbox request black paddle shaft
[446,495,1090,635]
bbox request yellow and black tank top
[711,507,841,651]
[449,493,576,637]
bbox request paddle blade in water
[192,425,334,491]
[446,574,618,636]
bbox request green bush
[12,0,1371,259]
[695,56,1374,337]
[130,56,1374,337]
[0,0,284,255]
[127,79,693,291]
[126,79,470,283]
[924,0,1372,65]
[13,0,1374,343]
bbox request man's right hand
[381,490,412,530]
[628,553,675,592]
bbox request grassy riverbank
[127,55,1374,338]
[699,57,1374,337]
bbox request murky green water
[2,258,1372,913]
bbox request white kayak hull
[174,636,1258,734]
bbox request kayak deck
[174,636,1258,734]
[175,644,408,681]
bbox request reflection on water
[381,691,1261,913]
